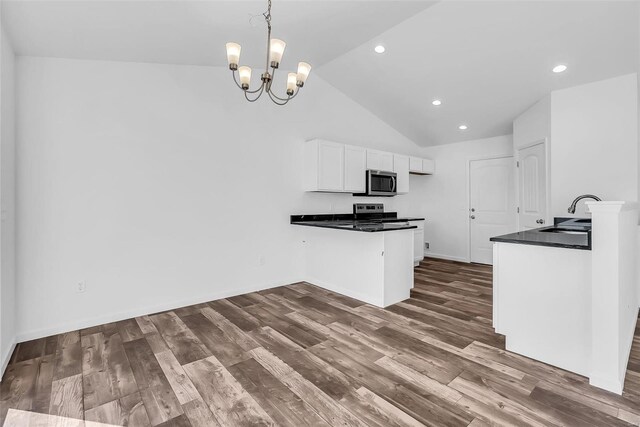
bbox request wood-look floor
[2,258,640,426]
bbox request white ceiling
[316,1,639,145]
[1,1,435,70]
[3,0,639,146]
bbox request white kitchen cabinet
[304,139,344,192]
[344,145,366,193]
[422,158,435,174]
[305,140,365,193]
[317,141,344,191]
[409,157,423,173]
[305,139,433,193]
[409,156,435,175]
[393,154,410,194]
[409,220,425,266]
[367,150,394,172]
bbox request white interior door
[469,157,516,264]
[517,142,547,230]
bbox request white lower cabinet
[410,220,425,266]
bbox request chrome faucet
[568,194,602,214]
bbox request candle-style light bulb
[225,42,241,70]
[286,73,297,95]
[296,62,312,87]
[238,66,252,90]
[269,39,286,68]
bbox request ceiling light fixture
[225,0,311,105]
[552,64,567,73]
[432,99,442,106]
[374,45,386,54]
[458,124,468,130]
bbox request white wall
[0,27,16,372]
[513,95,550,149]
[15,56,423,340]
[550,73,638,217]
[398,135,513,262]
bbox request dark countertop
[290,212,424,233]
[490,218,591,250]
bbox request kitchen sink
[540,228,589,235]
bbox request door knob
[536,219,545,224]
[470,215,476,219]
[470,208,475,212]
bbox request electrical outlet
[259,255,266,266]
[77,281,86,293]
[424,242,430,250]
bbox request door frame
[515,138,551,230]
[466,154,516,264]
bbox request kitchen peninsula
[490,202,640,394]
[291,204,424,307]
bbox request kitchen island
[291,207,423,307]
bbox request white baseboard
[423,252,469,263]
[589,374,624,395]
[305,277,384,308]
[1,338,17,381]
[15,278,303,344]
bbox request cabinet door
[422,158,435,174]
[380,152,394,172]
[393,154,410,194]
[366,150,383,170]
[409,157,423,173]
[344,145,366,193]
[367,150,394,172]
[317,141,344,191]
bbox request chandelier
[225,0,312,105]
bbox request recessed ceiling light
[552,64,567,73]
[458,124,468,130]
[374,45,385,54]
[432,99,442,106]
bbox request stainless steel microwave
[355,170,397,197]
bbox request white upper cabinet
[344,145,366,193]
[393,154,410,194]
[305,139,433,193]
[366,150,394,172]
[304,139,344,192]
[317,140,344,191]
[421,158,435,174]
[409,157,423,173]
[409,156,435,175]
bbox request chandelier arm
[231,69,244,90]
[266,86,291,102]
[244,85,265,102]
[232,69,265,94]
[267,90,290,106]
[289,86,300,99]
[265,67,294,102]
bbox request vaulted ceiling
[3,0,638,146]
